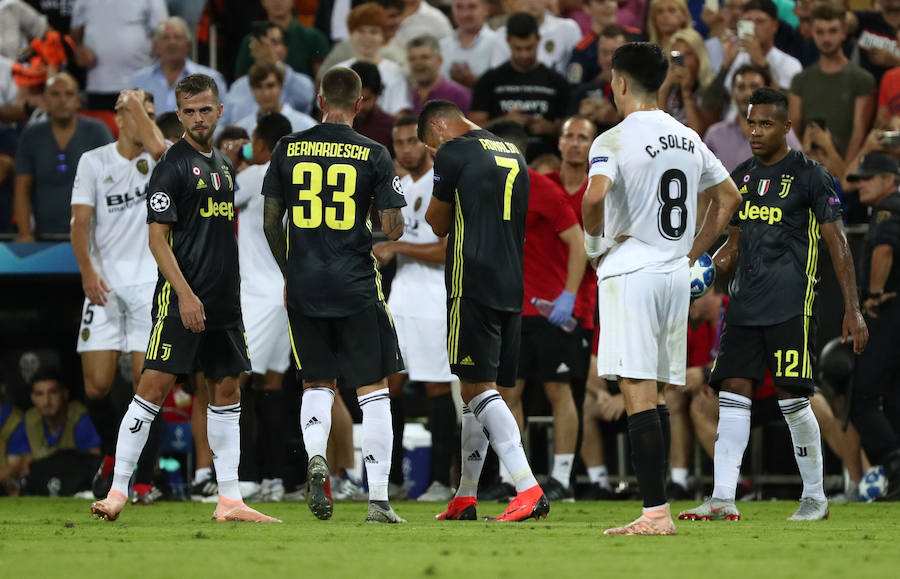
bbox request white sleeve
[70,0,87,29]
[697,140,731,191]
[70,153,98,207]
[490,30,510,69]
[147,0,169,32]
[587,133,618,182]
[234,168,255,209]
[379,64,411,115]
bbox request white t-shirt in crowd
[725,46,802,91]
[395,0,454,44]
[388,168,446,319]
[490,12,581,76]
[235,161,285,304]
[439,24,499,80]
[334,57,411,115]
[587,110,730,281]
[235,103,317,136]
[70,142,158,289]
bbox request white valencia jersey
[389,168,446,318]
[588,110,729,281]
[235,162,285,304]
[70,142,158,289]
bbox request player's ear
[317,93,325,112]
[217,103,224,118]
[784,118,792,135]
[354,95,363,115]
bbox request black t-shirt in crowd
[262,123,406,317]
[146,139,241,329]
[727,150,842,326]
[859,193,900,294]
[853,10,899,83]
[470,62,569,160]
[432,129,529,312]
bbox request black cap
[743,0,778,21]
[847,151,900,182]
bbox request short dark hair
[350,61,383,94]
[742,0,778,20]
[611,42,668,94]
[321,66,362,111]
[507,12,539,39]
[417,99,464,142]
[254,112,293,152]
[599,24,628,40]
[155,111,183,141]
[749,86,789,120]
[214,125,250,149]
[29,365,63,389]
[393,114,419,129]
[175,73,220,108]
[811,3,845,23]
[733,63,772,87]
[486,120,528,156]
[248,62,285,88]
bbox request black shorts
[709,315,817,396]
[517,316,580,382]
[287,300,403,389]
[447,297,521,387]
[143,317,250,381]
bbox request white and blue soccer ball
[690,253,716,299]
[859,465,887,502]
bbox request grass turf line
[1,498,899,578]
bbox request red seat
[80,109,118,138]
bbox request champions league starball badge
[149,191,170,212]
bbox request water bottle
[531,297,579,333]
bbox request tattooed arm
[264,196,288,275]
[379,207,404,241]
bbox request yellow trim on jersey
[287,320,302,370]
[448,298,461,365]
[801,315,812,379]
[146,317,164,360]
[450,189,465,299]
[802,209,819,378]
[147,282,172,360]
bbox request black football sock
[86,394,118,456]
[259,389,286,480]
[389,392,405,486]
[657,404,671,474]
[628,408,667,508]
[427,392,456,487]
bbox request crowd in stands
[2,0,899,501]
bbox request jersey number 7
[291,162,357,230]
[494,155,519,221]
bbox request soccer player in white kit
[70,89,168,500]
[233,112,295,502]
[581,43,742,535]
[374,116,456,503]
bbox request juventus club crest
[211,172,221,191]
[757,179,770,196]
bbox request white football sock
[457,404,489,499]
[470,390,538,493]
[671,467,689,489]
[193,466,212,485]
[587,465,610,489]
[551,453,574,487]
[359,388,392,502]
[779,397,826,501]
[499,461,514,485]
[300,387,335,461]
[207,403,242,502]
[713,392,752,502]
[111,395,159,496]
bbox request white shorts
[76,282,155,353]
[393,314,454,382]
[596,268,689,386]
[243,300,291,375]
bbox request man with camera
[722,0,802,91]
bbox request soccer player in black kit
[91,74,279,523]
[418,100,549,522]
[679,88,868,523]
[262,67,407,524]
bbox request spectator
[70,0,168,111]
[13,73,113,241]
[0,0,47,60]
[439,0,500,88]
[789,4,875,166]
[567,0,638,85]
[234,63,316,136]
[847,0,900,84]
[350,61,395,153]
[215,126,251,174]
[130,17,228,115]
[703,0,747,72]
[569,24,627,132]
[877,66,900,123]
[164,0,206,32]
[772,0,822,67]
[234,0,331,79]
[393,0,454,45]
[332,2,411,116]
[704,64,801,172]
[722,0,802,91]
[317,0,409,79]
[658,27,718,136]
[315,0,359,44]
[560,0,592,36]
[4,367,101,485]
[617,0,649,32]
[490,0,583,75]
[0,377,24,495]
[646,0,692,52]
[155,110,183,141]
[471,12,569,160]
[222,22,315,127]
[802,122,846,187]
[25,0,73,33]
[408,35,471,116]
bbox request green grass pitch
[1,498,899,578]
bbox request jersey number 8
[658,168,688,240]
[291,162,357,230]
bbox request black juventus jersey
[262,123,406,317]
[146,139,241,328]
[727,150,842,326]
[433,129,529,312]
[859,193,900,294]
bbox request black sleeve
[432,142,463,203]
[809,164,842,224]
[146,158,183,224]
[373,146,407,210]
[550,72,569,120]
[470,70,494,114]
[261,140,286,199]
[728,165,747,227]
[870,212,900,250]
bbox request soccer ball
[690,253,716,299]
[859,465,887,502]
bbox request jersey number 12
[291,162,357,230]
[658,168,688,240]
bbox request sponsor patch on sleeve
[433,173,441,183]
[590,156,608,166]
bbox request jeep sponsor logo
[199,197,234,220]
[737,200,782,225]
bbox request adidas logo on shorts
[467,450,482,462]
[304,416,322,429]
[364,454,377,464]
[460,356,475,366]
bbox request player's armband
[584,232,616,260]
